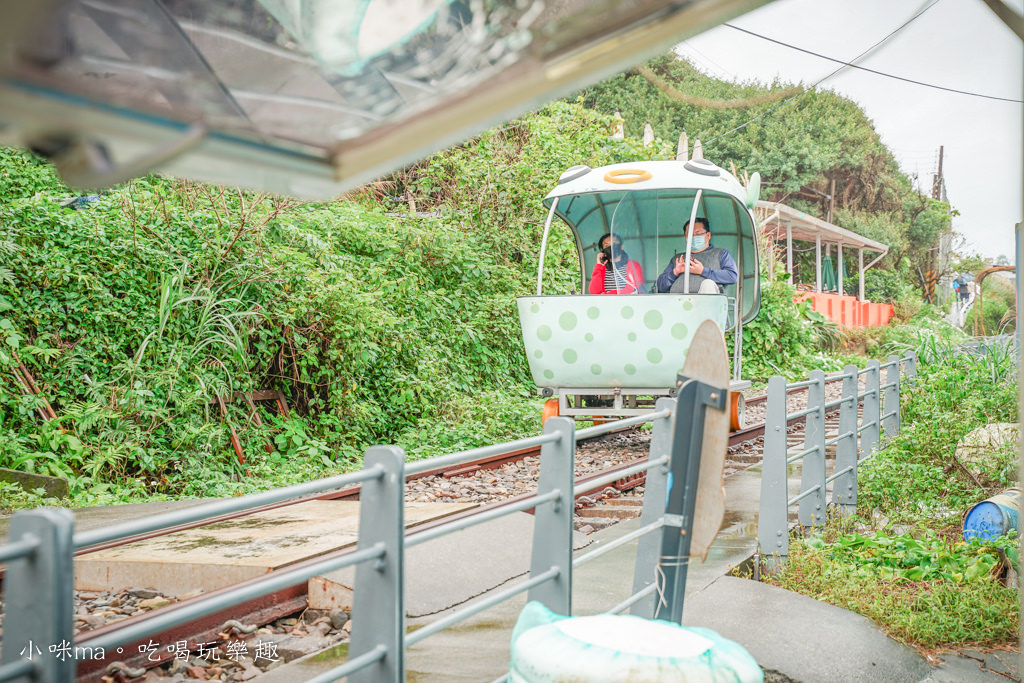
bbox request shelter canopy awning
[756,201,889,255]
[755,200,890,300]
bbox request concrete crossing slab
[74,500,475,596]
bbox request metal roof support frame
[838,244,844,295]
[815,234,822,293]
[858,249,865,302]
[786,225,793,276]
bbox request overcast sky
[675,0,1022,260]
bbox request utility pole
[931,146,944,200]
[827,177,835,223]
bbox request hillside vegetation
[0,56,948,505]
[579,55,952,282]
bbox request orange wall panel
[793,292,893,329]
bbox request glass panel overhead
[0,0,767,197]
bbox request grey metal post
[758,375,789,570]
[861,360,881,460]
[883,355,901,439]
[834,366,860,515]
[654,378,725,623]
[801,370,827,528]
[904,352,917,390]
[1,508,75,683]
[631,397,675,618]
[350,446,405,683]
[527,416,576,614]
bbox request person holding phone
[589,233,644,295]
[656,218,737,294]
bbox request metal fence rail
[0,378,726,683]
[758,353,916,570]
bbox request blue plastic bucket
[963,488,1020,541]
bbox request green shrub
[772,531,1019,649]
[857,332,1017,522]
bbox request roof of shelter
[756,201,889,255]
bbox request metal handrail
[405,567,561,647]
[828,371,856,381]
[0,536,40,564]
[760,353,913,573]
[824,396,855,410]
[572,455,668,496]
[787,405,818,421]
[74,464,387,549]
[84,542,388,653]
[0,659,35,683]
[824,430,855,447]
[786,446,818,464]
[857,419,878,434]
[0,384,711,683]
[407,490,561,548]
[825,466,855,484]
[787,484,822,507]
[608,582,659,615]
[573,520,664,568]
[405,432,560,476]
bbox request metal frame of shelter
[756,201,889,301]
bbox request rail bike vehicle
[520,158,762,430]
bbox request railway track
[64,384,851,681]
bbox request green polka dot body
[517,295,728,387]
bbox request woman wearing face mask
[655,218,738,294]
[588,233,644,295]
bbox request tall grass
[767,330,1019,650]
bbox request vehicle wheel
[542,398,560,426]
[729,392,745,431]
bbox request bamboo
[217,395,247,466]
[11,367,51,421]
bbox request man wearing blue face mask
[655,218,738,294]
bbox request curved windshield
[568,189,758,324]
[589,193,649,294]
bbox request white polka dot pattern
[517,294,729,387]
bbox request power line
[724,24,1023,104]
[705,0,945,145]
[676,42,737,81]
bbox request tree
[576,52,950,294]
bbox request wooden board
[680,319,730,561]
